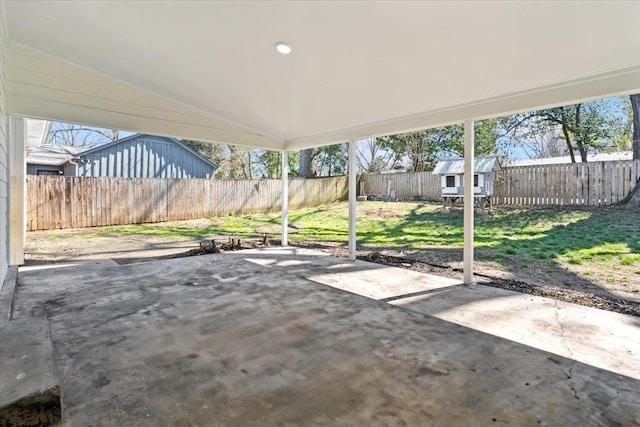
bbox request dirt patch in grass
[359,207,406,219]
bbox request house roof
[26,145,86,166]
[27,134,217,169]
[5,2,640,150]
[432,156,502,175]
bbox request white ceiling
[5,1,640,150]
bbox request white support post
[463,120,474,285]
[9,116,26,265]
[348,140,357,261]
[281,150,288,247]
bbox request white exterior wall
[0,0,9,284]
[9,116,24,265]
[474,174,484,194]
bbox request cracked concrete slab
[306,251,640,380]
[388,283,639,381]
[12,248,640,426]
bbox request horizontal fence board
[26,175,348,231]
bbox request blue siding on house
[77,134,216,178]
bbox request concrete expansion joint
[553,299,580,400]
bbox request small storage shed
[432,155,501,211]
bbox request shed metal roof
[432,156,501,175]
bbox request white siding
[474,174,483,194]
[0,0,9,283]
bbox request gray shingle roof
[26,145,88,166]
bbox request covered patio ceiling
[5,1,640,150]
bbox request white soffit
[25,118,50,148]
[5,1,640,150]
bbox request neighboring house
[26,145,85,175]
[27,134,217,178]
[432,155,502,211]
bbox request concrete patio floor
[11,248,640,426]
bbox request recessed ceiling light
[275,42,292,55]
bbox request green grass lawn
[59,201,640,275]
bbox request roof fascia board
[284,64,640,151]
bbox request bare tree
[46,122,120,147]
[225,145,255,179]
[356,138,397,173]
[519,123,567,159]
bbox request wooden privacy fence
[359,171,441,201]
[27,176,348,231]
[26,160,640,231]
[360,160,640,207]
[494,160,640,206]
